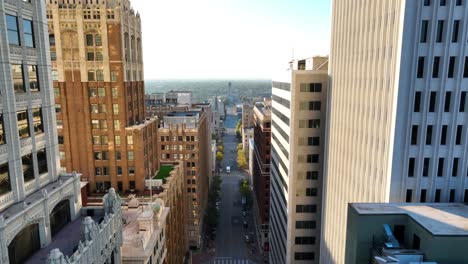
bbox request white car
[226,166,231,174]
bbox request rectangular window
[435,189,441,203]
[113,104,119,115]
[295,236,315,245]
[438,158,444,176]
[417,57,425,78]
[23,19,35,48]
[408,158,415,177]
[56,120,63,129]
[411,125,418,145]
[414,91,421,112]
[17,110,30,139]
[295,221,316,229]
[453,158,459,177]
[0,115,5,145]
[112,87,118,97]
[294,252,315,261]
[440,0,446,6]
[309,101,321,111]
[22,153,34,182]
[449,189,455,202]
[32,108,43,135]
[448,57,455,78]
[432,56,440,78]
[420,20,429,43]
[96,70,104,81]
[429,92,437,112]
[96,52,103,61]
[111,71,117,82]
[456,125,463,145]
[465,190,468,203]
[464,57,468,78]
[115,151,121,160]
[424,0,430,5]
[98,87,105,97]
[0,163,11,195]
[426,125,433,145]
[128,151,134,161]
[12,64,25,93]
[423,158,429,177]
[114,120,120,130]
[88,71,95,81]
[300,83,322,92]
[444,91,451,112]
[420,189,427,202]
[406,189,412,202]
[6,15,20,45]
[49,34,55,46]
[452,20,460,42]
[441,125,447,145]
[127,135,133,145]
[436,20,444,43]
[460,92,466,112]
[37,149,48,174]
[87,52,94,61]
[456,0,463,5]
[308,137,320,146]
[28,65,39,91]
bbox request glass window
[32,108,43,135]
[12,64,25,93]
[28,65,39,92]
[52,70,59,81]
[87,52,94,61]
[17,110,30,139]
[92,136,100,145]
[128,151,134,161]
[98,87,105,97]
[128,166,135,174]
[99,104,106,113]
[22,153,34,182]
[115,135,121,145]
[0,163,11,195]
[23,19,34,48]
[88,71,95,81]
[6,15,20,45]
[37,149,48,174]
[127,135,133,145]
[417,57,425,78]
[113,104,119,114]
[116,151,121,160]
[96,52,103,61]
[56,119,63,129]
[55,104,61,114]
[111,72,117,82]
[50,52,57,61]
[95,34,102,46]
[86,34,93,46]
[49,34,55,46]
[101,136,108,145]
[89,88,97,97]
[112,87,118,97]
[91,120,100,129]
[114,120,120,130]
[96,70,104,81]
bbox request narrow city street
[204,106,261,264]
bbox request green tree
[216,151,224,161]
[237,147,248,169]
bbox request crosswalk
[211,258,255,264]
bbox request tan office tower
[46,0,159,194]
[322,1,468,263]
[156,105,212,249]
[269,57,328,263]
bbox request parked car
[243,221,248,228]
[226,166,231,174]
[244,235,251,243]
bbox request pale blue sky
[131,0,331,79]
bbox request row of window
[160,136,197,142]
[0,150,48,196]
[296,204,317,213]
[90,103,120,114]
[295,252,315,261]
[417,56,468,79]
[296,171,319,180]
[0,109,45,144]
[297,154,320,164]
[414,91,466,113]
[411,124,464,145]
[272,95,290,109]
[424,0,463,7]
[300,83,322,93]
[408,157,467,177]
[420,18,464,44]
[299,101,321,111]
[296,220,316,229]
[161,144,196,151]
[6,15,34,47]
[89,87,119,97]
[296,187,318,197]
[406,188,468,203]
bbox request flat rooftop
[351,203,468,236]
[166,111,199,117]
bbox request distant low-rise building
[242,103,254,129]
[242,128,254,154]
[346,203,468,264]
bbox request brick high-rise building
[46,0,159,194]
[252,98,272,254]
[156,105,212,249]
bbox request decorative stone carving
[46,248,70,264]
[103,188,120,215]
[81,217,98,242]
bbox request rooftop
[154,165,174,180]
[351,203,468,236]
[166,111,199,117]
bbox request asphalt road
[212,106,260,263]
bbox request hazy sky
[130,0,331,79]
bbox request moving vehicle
[226,166,231,174]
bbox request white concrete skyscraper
[322,1,468,263]
[269,57,328,263]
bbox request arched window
[8,223,40,264]
[86,34,93,46]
